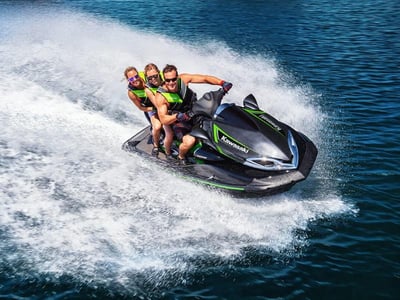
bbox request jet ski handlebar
[190,88,226,118]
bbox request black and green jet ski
[122,89,318,196]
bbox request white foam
[0,6,354,288]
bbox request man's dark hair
[163,64,178,75]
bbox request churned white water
[0,6,354,288]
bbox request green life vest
[128,71,152,107]
[157,78,194,111]
[160,92,183,104]
[131,89,146,98]
[138,71,146,81]
[146,86,159,96]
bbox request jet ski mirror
[243,94,260,110]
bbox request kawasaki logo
[258,114,281,131]
[220,135,249,153]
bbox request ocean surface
[1,0,399,299]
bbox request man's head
[144,63,162,86]
[162,64,179,92]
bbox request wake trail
[0,6,354,289]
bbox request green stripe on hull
[183,176,246,191]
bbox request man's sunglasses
[147,74,159,81]
[164,77,177,83]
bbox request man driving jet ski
[154,64,232,165]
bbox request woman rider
[124,66,172,158]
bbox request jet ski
[122,89,318,196]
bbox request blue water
[1,0,399,299]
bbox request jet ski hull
[122,125,317,196]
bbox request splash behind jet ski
[122,89,318,196]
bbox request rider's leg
[163,125,174,155]
[178,134,196,160]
